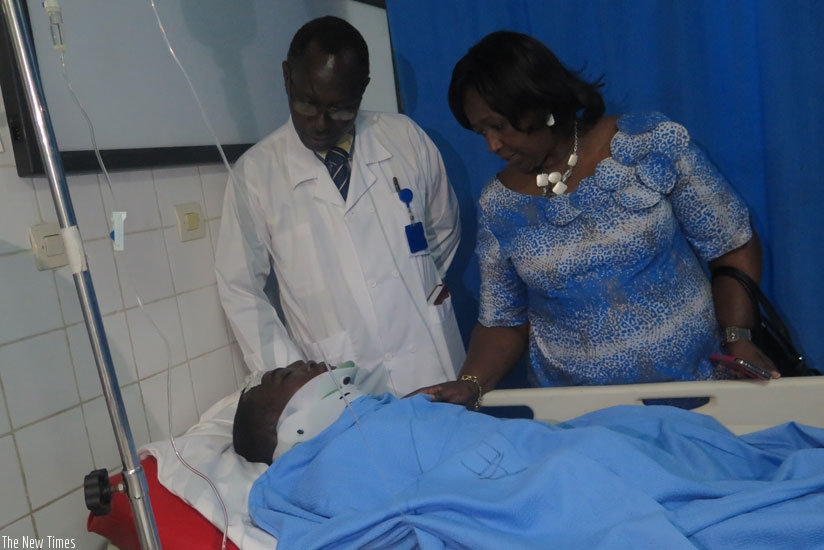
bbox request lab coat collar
[286,113,392,210]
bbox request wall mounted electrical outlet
[173,202,206,242]
[30,222,68,270]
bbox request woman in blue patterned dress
[412,31,776,409]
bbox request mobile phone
[710,353,772,380]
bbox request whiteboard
[1,0,397,173]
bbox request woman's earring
[546,113,555,127]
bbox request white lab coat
[215,111,465,396]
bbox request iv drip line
[141,1,448,541]
[142,0,457,542]
[148,0,454,394]
[46,1,235,548]
[313,350,415,530]
[58,53,235,547]
[147,0,240,190]
[1,0,160,547]
[47,0,455,545]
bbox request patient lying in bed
[235,362,824,549]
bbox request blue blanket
[249,394,824,549]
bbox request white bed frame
[484,377,824,434]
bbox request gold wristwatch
[723,326,752,345]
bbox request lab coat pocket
[428,290,454,324]
[305,330,356,367]
[417,252,452,324]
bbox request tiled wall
[0,113,247,545]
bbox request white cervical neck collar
[273,362,365,461]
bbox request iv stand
[0,1,161,547]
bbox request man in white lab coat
[215,16,465,396]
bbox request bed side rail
[483,378,824,434]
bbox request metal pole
[0,1,161,547]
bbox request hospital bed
[87,377,824,549]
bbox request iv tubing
[0,1,161,548]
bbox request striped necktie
[324,146,350,200]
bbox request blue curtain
[385,0,823,375]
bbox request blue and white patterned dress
[477,112,752,387]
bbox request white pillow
[139,390,277,550]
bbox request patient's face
[243,361,329,429]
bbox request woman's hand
[405,379,481,409]
[407,323,527,409]
[722,339,780,379]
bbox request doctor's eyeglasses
[286,74,361,122]
[289,99,358,121]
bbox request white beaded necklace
[536,120,578,197]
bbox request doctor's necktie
[324,146,351,200]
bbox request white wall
[0,1,400,543]
[0,97,246,546]
[0,2,396,545]
[22,0,396,154]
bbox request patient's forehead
[243,361,328,420]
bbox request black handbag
[711,266,818,377]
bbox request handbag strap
[710,266,792,337]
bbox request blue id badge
[394,178,429,254]
[392,178,429,254]
[405,221,428,253]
